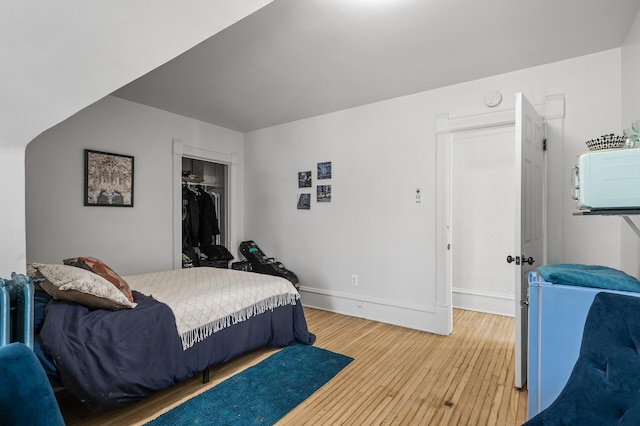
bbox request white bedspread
[124,267,299,350]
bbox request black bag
[200,245,234,261]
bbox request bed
[29,260,315,411]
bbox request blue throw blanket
[538,264,640,293]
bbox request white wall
[25,96,244,275]
[621,9,640,278]
[0,149,27,276]
[244,49,622,328]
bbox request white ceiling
[112,0,640,133]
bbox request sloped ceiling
[0,0,271,148]
[113,0,640,132]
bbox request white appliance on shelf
[571,148,640,210]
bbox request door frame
[172,138,239,270]
[434,94,564,335]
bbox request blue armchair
[525,292,640,425]
[0,342,65,426]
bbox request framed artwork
[317,161,332,179]
[297,193,311,210]
[84,149,134,207]
[317,185,331,202]
[298,171,312,188]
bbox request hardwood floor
[57,308,528,425]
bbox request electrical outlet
[350,274,358,286]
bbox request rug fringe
[180,293,299,350]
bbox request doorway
[436,93,560,389]
[182,157,228,247]
[451,126,516,316]
[172,139,239,270]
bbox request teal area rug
[145,344,353,426]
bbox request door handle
[506,255,521,265]
[507,255,534,265]
[571,166,580,201]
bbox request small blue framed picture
[317,161,332,180]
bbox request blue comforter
[39,291,315,411]
[537,264,640,293]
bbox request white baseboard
[298,286,449,335]
[452,287,514,317]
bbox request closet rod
[182,182,221,188]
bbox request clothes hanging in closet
[182,184,220,251]
[196,186,220,246]
[182,185,200,266]
[209,191,221,245]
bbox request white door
[513,93,545,389]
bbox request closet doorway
[172,139,238,270]
[182,157,228,251]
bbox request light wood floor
[57,307,528,425]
